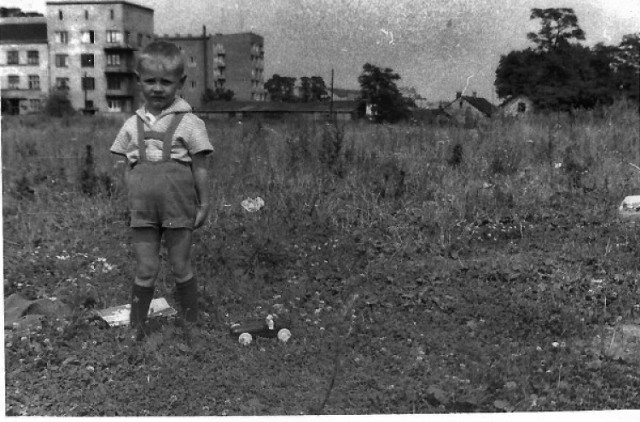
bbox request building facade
[2,1,265,115]
[0,16,49,114]
[160,31,265,107]
[46,0,154,113]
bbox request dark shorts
[127,161,197,229]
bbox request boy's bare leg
[130,227,162,338]
[165,228,199,327]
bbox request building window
[82,77,95,91]
[81,30,96,44]
[106,30,122,43]
[81,54,95,67]
[124,31,130,44]
[191,81,196,89]
[55,31,68,44]
[107,77,121,90]
[106,53,121,66]
[55,54,68,67]
[28,75,40,90]
[85,10,89,19]
[58,10,63,20]
[137,33,143,47]
[8,75,19,89]
[110,9,114,19]
[27,51,39,65]
[56,77,69,90]
[107,99,122,112]
[517,102,526,113]
[85,100,94,110]
[7,50,19,65]
[29,99,42,111]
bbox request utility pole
[330,68,334,125]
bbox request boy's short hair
[136,40,185,75]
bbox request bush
[43,90,75,117]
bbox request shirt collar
[135,97,192,123]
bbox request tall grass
[2,102,639,304]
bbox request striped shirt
[110,97,213,164]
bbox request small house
[500,95,533,117]
[444,92,497,127]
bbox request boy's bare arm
[191,152,210,229]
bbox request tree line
[495,8,639,111]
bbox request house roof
[198,100,363,113]
[0,21,47,43]
[460,96,496,117]
[499,94,531,108]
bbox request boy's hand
[194,203,210,229]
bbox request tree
[358,63,412,123]
[610,33,640,102]
[527,8,585,51]
[265,74,297,102]
[298,76,329,102]
[299,77,312,102]
[310,76,329,101]
[43,89,75,117]
[201,87,234,103]
[495,8,622,111]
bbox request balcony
[105,64,136,75]
[104,43,137,52]
[213,44,225,55]
[213,56,225,68]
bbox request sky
[5,0,640,103]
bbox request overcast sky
[6,0,640,102]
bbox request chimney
[456,91,462,99]
[472,91,477,97]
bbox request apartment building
[0,15,49,114]
[2,1,265,115]
[46,0,154,113]
[161,31,266,106]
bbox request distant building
[500,94,533,117]
[161,31,266,106]
[2,1,265,115]
[46,0,155,113]
[0,15,49,114]
[329,87,360,101]
[444,91,497,127]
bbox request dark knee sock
[174,277,198,323]
[130,284,154,328]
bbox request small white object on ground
[277,328,291,343]
[239,332,253,346]
[619,196,640,221]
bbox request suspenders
[135,113,186,163]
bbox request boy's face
[137,59,186,115]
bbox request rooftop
[45,1,154,13]
[0,19,47,43]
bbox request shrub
[43,90,75,117]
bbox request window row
[6,50,40,65]
[53,77,96,91]
[54,53,124,68]
[53,30,150,46]
[5,75,41,90]
[57,9,117,21]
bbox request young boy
[110,41,213,339]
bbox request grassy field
[3,103,640,415]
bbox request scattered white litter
[96,297,177,327]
